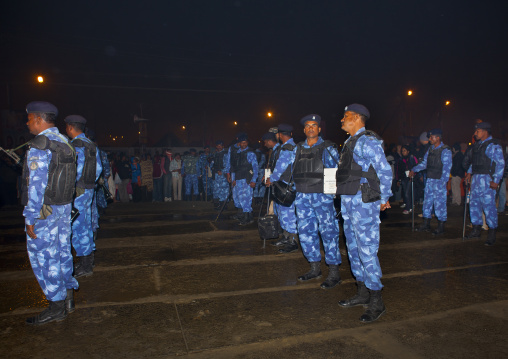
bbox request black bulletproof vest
[472,139,497,175]
[426,145,449,179]
[235,149,254,180]
[293,141,335,193]
[229,146,240,173]
[336,131,381,195]
[21,134,76,206]
[212,150,226,175]
[72,138,97,189]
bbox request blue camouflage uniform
[225,144,241,209]
[295,137,341,265]
[412,143,452,221]
[71,133,102,257]
[23,127,79,301]
[211,149,229,202]
[232,147,258,213]
[340,127,393,291]
[198,152,213,198]
[182,154,200,196]
[271,138,297,234]
[253,149,266,200]
[92,148,110,236]
[468,136,505,229]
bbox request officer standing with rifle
[336,104,392,323]
[22,101,79,325]
[65,115,102,278]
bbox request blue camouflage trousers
[295,193,341,265]
[470,174,498,228]
[232,180,241,208]
[26,204,79,301]
[184,174,199,195]
[422,178,447,221]
[235,179,253,212]
[202,176,213,197]
[274,201,297,234]
[72,189,94,256]
[341,193,383,291]
[213,173,229,201]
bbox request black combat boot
[239,212,254,226]
[91,251,95,268]
[26,300,67,325]
[320,264,342,289]
[485,228,496,246]
[231,208,243,220]
[338,281,370,307]
[65,288,75,313]
[272,230,290,247]
[360,290,386,323]
[415,217,431,232]
[465,225,482,239]
[297,262,322,281]
[278,233,299,253]
[74,254,93,278]
[433,220,445,235]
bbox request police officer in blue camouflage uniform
[198,146,213,201]
[22,101,79,325]
[253,145,266,205]
[231,134,258,225]
[65,115,102,278]
[225,133,245,219]
[464,122,505,245]
[211,140,229,209]
[293,114,342,289]
[182,148,201,200]
[409,128,452,235]
[336,104,393,323]
[265,124,299,253]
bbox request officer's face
[26,114,40,135]
[216,144,224,152]
[240,140,249,150]
[474,129,488,141]
[263,140,274,149]
[429,134,440,145]
[341,111,358,134]
[303,121,320,139]
[205,148,210,154]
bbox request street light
[234,121,238,126]
[37,76,44,83]
[407,90,413,96]
[445,101,450,106]
[182,125,186,130]
[267,112,272,117]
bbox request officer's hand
[26,224,37,239]
[464,173,471,185]
[250,182,256,188]
[265,178,271,187]
[232,180,236,187]
[408,170,415,178]
[380,201,391,211]
[226,173,232,183]
[217,170,222,176]
[490,181,499,190]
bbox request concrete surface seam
[174,303,190,354]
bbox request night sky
[1,1,507,148]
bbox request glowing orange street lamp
[182,125,186,130]
[234,121,238,125]
[407,90,413,96]
[37,76,44,83]
[445,101,451,106]
[267,112,272,117]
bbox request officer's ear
[318,127,322,134]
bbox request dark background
[1,0,507,147]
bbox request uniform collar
[39,127,59,136]
[304,136,323,148]
[239,146,250,152]
[478,136,492,144]
[282,138,295,145]
[273,142,280,150]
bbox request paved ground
[1,200,507,358]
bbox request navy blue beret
[278,124,293,133]
[237,134,248,142]
[427,128,442,137]
[26,101,58,116]
[262,132,277,141]
[474,122,491,131]
[344,104,370,119]
[236,132,247,140]
[300,114,321,126]
[215,140,224,145]
[64,115,87,125]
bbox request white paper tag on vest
[323,168,337,194]
[265,169,272,180]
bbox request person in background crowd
[161,149,173,202]
[182,149,200,201]
[396,145,418,214]
[198,146,213,201]
[253,144,266,205]
[117,154,131,203]
[497,144,507,214]
[130,157,141,202]
[170,153,183,200]
[450,143,465,206]
[140,154,153,201]
[211,141,229,209]
[152,153,164,202]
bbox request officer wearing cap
[22,101,79,325]
[182,148,201,200]
[409,128,452,235]
[464,122,505,245]
[292,114,342,289]
[224,132,246,219]
[65,115,102,278]
[265,124,299,253]
[198,146,213,201]
[337,104,392,323]
[211,140,229,209]
[231,134,258,225]
[252,143,267,205]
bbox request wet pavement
[1,200,507,358]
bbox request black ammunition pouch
[73,138,97,189]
